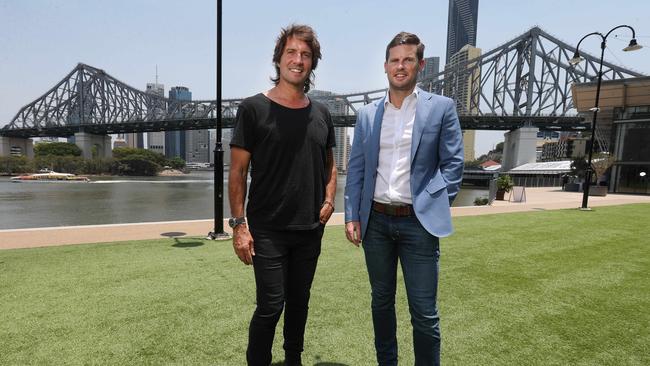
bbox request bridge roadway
[0,114,587,139]
[1,188,648,250]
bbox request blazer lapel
[369,97,386,171]
[411,91,432,164]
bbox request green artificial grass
[1,204,648,365]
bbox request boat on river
[10,172,90,183]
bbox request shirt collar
[385,88,419,108]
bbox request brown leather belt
[372,201,414,217]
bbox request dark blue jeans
[246,226,323,366]
[363,211,441,366]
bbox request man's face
[384,44,424,92]
[278,36,313,89]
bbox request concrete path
[2,187,648,250]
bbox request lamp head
[569,51,584,66]
[623,38,643,52]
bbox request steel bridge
[1,27,643,139]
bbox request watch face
[229,217,243,228]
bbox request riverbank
[2,187,649,249]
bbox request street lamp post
[207,0,230,240]
[569,25,642,210]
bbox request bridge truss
[1,27,643,139]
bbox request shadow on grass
[160,232,204,248]
[171,238,204,248]
[271,361,349,366]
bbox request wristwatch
[228,216,246,229]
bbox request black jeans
[246,226,323,366]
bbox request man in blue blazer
[344,32,464,365]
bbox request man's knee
[371,291,396,311]
[254,300,285,324]
[409,306,440,334]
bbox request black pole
[573,25,641,209]
[580,41,605,210]
[208,0,230,239]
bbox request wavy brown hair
[271,24,322,93]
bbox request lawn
[1,204,648,365]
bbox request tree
[113,155,160,176]
[570,156,589,179]
[591,153,615,183]
[34,142,82,157]
[0,156,32,174]
[113,147,166,166]
[167,156,186,170]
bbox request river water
[0,172,486,230]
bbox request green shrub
[167,156,186,170]
[113,156,160,176]
[0,156,33,174]
[474,196,489,206]
[496,174,514,192]
[83,158,114,175]
[34,142,82,157]
[113,147,166,166]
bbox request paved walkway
[2,187,649,250]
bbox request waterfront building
[572,76,650,194]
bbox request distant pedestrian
[228,24,337,366]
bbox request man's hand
[319,201,334,225]
[345,221,362,247]
[232,225,255,265]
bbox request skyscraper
[146,82,165,155]
[165,86,190,159]
[446,0,479,64]
[417,56,440,82]
[444,44,482,161]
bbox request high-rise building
[444,44,482,161]
[418,56,440,82]
[309,90,350,173]
[445,0,479,64]
[165,86,210,163]
[145,83,165,155]
[185,129,211,164]
[165,86,190,159]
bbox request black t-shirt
[230,93,336,230]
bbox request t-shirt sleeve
[325,109,336,149]
[230,103,255,152]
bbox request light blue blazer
[344,88,464,239]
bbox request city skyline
[1,0,649,156]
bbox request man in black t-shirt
[228,24,336,366]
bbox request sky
[1,0,649,156]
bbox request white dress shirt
[373,89,418,204]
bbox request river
[0,172,487,230]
